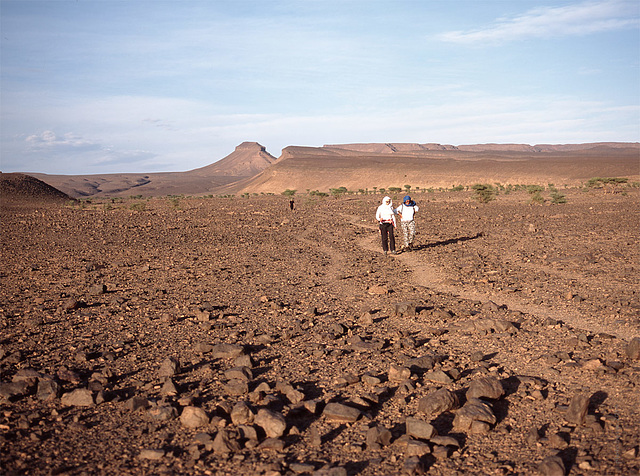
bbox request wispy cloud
[26,130,102,152]
[438,0,639,44]
[19,130,158,173]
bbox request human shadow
[414,232,484,251]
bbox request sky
[1,0,639,175]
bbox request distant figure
[395,195,419,251]
[375,196,397,255]
[289,198,295,210]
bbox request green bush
[472,184,496,203]
[587,177,628,188]
[329,186,348,197]
[451,185,464,192]
[530,192,545,204]
[282,189,296,197]
[130,202,146,211]
[550,191,567,204]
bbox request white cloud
[438,0,639,44]
[25,130,101,151]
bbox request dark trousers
[379,222,395,252]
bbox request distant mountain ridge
[230,142,639,195]
[16,141,640,199]
[324,142,640,154]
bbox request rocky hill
[191,141,277,177]
[0,173,73,205]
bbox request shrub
[130,202,146,211]
[530,192,545,204]
[329,186,348,197]
[587,177,628,188]
[472,184,496,203]
[282,189,296,197]
[526,185,544,195]
[550,191,567,204]
[451,185,464,192]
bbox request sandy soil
[1,188,639,475]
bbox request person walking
[395,195,419,251]
[375,196,397,255]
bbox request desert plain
[1,142,640,475]
[1,173,639,476]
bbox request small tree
[282,189,296,197]
[329,186,348,198]
[404,184,411,193]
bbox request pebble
[405,417,437,440]
[258,437,285,451]
[423,370,453,384]
[160,378,178,397]
[211,343,245,359]
[180,406,209,428]
[388,364,411,382]
[158,356,180,377]
[406,355,435,371]
[224,366,253,381]
[453,398,496,432]
[138,449,164,460]
[402,455,426,474]
[37,378,60,401]
[405,440,431,456]
[230,401,254,425]
[564,393,589,425]
[323,402,362,423]
[626,337,640,360]
[537,455,565,476]
[466,376,505,400]
[255,409,287,438]
[0,381,30,402]
[366,425,392,449]
[124,395,150,411]
[60,388,94,407]
[224,379,249,395]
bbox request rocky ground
[1,188,639,475]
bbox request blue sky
[1,0,638,175]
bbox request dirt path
[343,212,638,339]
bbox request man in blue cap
[395,195,419,251]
